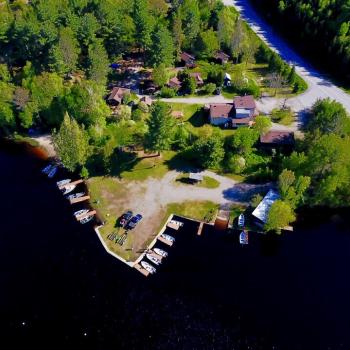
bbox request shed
[189,173,203,182]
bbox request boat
[73,209,89,218]
[56,179,71,187]
[79,215,94,224]
[146,254,161,266]
[161,233,175,243]
[61,184,76,195]
[141,261,156,274]
[154,248,168,258]
[239,230,249,245]
[42,164,53,174]
[47,166,57,178]
[238,214,245,227]
[66,192,84,201]
[169,219,184,227]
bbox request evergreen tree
[148,24,174,67]
[88,39,109,86]
[133,0,153,51]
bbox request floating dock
[158,236,173,246]
[70,195,90,204]
[76,210,96,221]
[58,179,83,190]
[134,263,150,277]
[197,222,204,236]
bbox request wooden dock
[158,236,173,246]
[134,263,150,277]
[197,222,204,236]
[76,210,96,221]
[148,251,163,262]
[70,195,90,204]
[167,220,183,230]
[58,179,83,190]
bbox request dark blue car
[127,214,143,229]
[120,210,133,227]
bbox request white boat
[56,179,71,187]
[169,219,183,227]
[42,164,53,174]
[73,209,89,218]
[239,231,249,245]
[47,166,57,178]
[154,248,168,258]
[238,214,245,227]
[66,192,84,201]
[141,261,156,274]
[146,254,161,266]
[161,233,175,243]
[80,215,94,224]
[61,184,76,195]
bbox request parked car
[127,214,143,229]
[120,210,133,227]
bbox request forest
[250,0,350,84]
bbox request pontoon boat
[161,233,175,243]
[154,248,168,258]
[146,254,161,266]
[141,261,156,274]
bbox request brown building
[189,72,204,86]
[140,96,153,106]
[259,131,295,151]
[168,76,182,89]
[107,87,131,105]
[215,51,230,64]
[180,52,196,68]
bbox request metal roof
[189,173,203,181]
[252,189,280,224]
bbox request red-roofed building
[215,51,230,64]
[259,131,295,151]
[180,52,196,68]
[168,76,182,89]
[189,72,204,86]
[107,87,130,106]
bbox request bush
[271,107,294,125]
[160,86,177,97]
[202,83,217,95]
[293,76,308,93]
[227,154,246,174]
[138,101,149,113]
[132,109,143,121]
[239,80,260,98]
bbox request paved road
[222,0,350,114]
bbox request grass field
[176,174,220,189]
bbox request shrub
[271,107,294,125]
[160,86,177,97]
[132,109,143,121]
[138,101,149,113]
[227,154,246,174]
[202,83,217,95]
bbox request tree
[253,116,272,135]
[0,81,15,131]
[307,98,350,136]
[145,102,175,154]
[77,13,100,47]
[88,39,109,85]
[13,87,30,112]
[278,169,295,198]
[195,28,219,59]
[192,131,225,169]
[227,154,246,174]
[180,0,200,46]
[231,127,259,155]
[153,64,169,87]
[133,0,153,51]
[265,200,296,233]
[148,24,174,67]
[267,72,287,96]
[180,71,197,95]
[241,36,259,66]
[0,64,11,82]
[230,18,246,62]
[172,10,183,60]
[53,113,89,172]
[50,27,80,75]
[217,7,236,49]
[288,65,297,85]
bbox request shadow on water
[1,141,350,349]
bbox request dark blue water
[1,143,350,349]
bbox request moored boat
[141,261,156,274]
[238,214,245,227]
[47,166,57,178]
[73,209,89,218]
[146,254,161,266]
[66,192,84,201]
[161,233,175,243]
[239,230,249,245]
[154,248,168,257]
[61,184,76,195]
[56,179,71,187]
[80,215,94,224]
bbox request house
[189,72,204,86]
[209,95,258,127]
[259,131,295,152]
[171,111,184,119]
[224,73,231,86]
[180,52,196,68]
[140,96,153,106]
[107,87,131,105]
[215,51,230,64]
[168,76,182,89]
[252,189,280,227]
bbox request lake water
[1,141,350,349]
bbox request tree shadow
[188,110,207,128]
[165,152,200,173]
[109,151,139,178]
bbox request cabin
[215,51,230,64]
[107,87,131,106]
[168,76,182,90]
[259,131,295,150]
[209,95,258,128]
[252,189,280,227]
[189,72,204,87]
[180,52,196,68]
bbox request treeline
[250,0,350,83]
